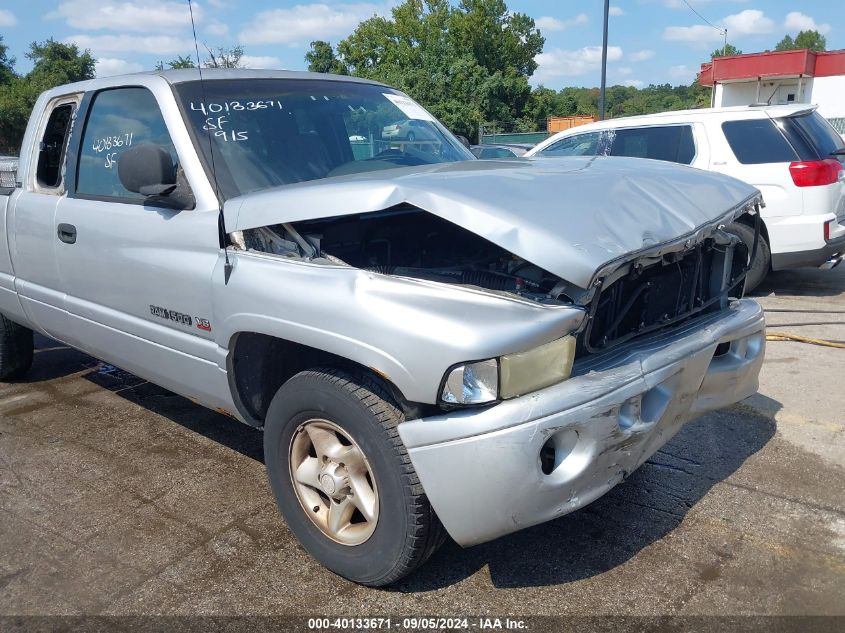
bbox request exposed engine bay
[241,206,572,303]
[239,205,753,356]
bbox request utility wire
[680,0,725,34]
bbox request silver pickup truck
[0,70,766,586]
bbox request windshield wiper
[831,148,845,156]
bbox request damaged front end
[233,205,574,304]
[579,212,760,356]
[232,200,761,363]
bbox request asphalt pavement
[0,265,843,624]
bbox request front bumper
[398,299,766,547]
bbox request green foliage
[775,30,827,53]
[520,79,711,130]
[711,43,742,58]
[0,38,95,154]
[331,0,543,140]
[305,41,347,74]
[0,36,15,86]
[155,55,197,70]
[309,0,716,141]
[26,39,95,88]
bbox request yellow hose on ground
[765,332,845,349]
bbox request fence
[479,131,550,145]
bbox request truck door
[55,85,224,401]
[8,95,79,339]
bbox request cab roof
[39,68,385,99]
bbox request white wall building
[700,49,845,135]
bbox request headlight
[500,335,576,399]
[439,336,577,406]
[440,359,498,405]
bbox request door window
[537,132,601,157]
[721,119,798,164]
[76,87,179,202]
[36,103,76,190]
[607,125,696,164]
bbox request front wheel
[726,222,771,294]
[263,367,445,586]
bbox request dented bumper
[398,299,765,547]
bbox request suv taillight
[789,158,844,187]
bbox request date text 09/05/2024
[307,617,529,630]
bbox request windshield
[174,79,474,199]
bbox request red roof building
[699,49,845,134]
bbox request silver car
[0,70,765,586]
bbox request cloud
[205,21,230,37]
[0,9,16,27]
[66,34,188,55]
[536,13,588,32]
[623,79,644,88]
[609,6,624,17]
[784,11,831,36]
[664,8,773,43]
[630,49,655,62]
[617,66,633,76]
[239,55,283,69]
[663,24,723,44]
[95,57,144,77]
[669,64,694,81]
[49,1,200,33]
[239,3,390,46]
[723,9,773,36]
[533,46,623,84]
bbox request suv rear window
[778,111,845,161]
[722,119,798,164]
[608,125,696,164]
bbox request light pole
[598,0,610,120]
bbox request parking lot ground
[0,266,843,621]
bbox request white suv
[526,105,845,290]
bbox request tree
[0,35,15,86]
[775,30,826,52]
[711,43,742,58]
[155,55,196,70]
[204,45,244,68]
[0,38,95,154]
[329,0,543,140]
[26,39,95,87]
[305,41,346,74]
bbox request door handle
[57,223,77,244]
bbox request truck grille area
[580,236,748,356]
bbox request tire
[726,222,771,294]
[263,367,445,586]
[0,313,34,381]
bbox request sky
[0,1,841,90]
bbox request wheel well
[228,333,428,426]
[735,212,769,247]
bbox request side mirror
[118,143,177,196]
